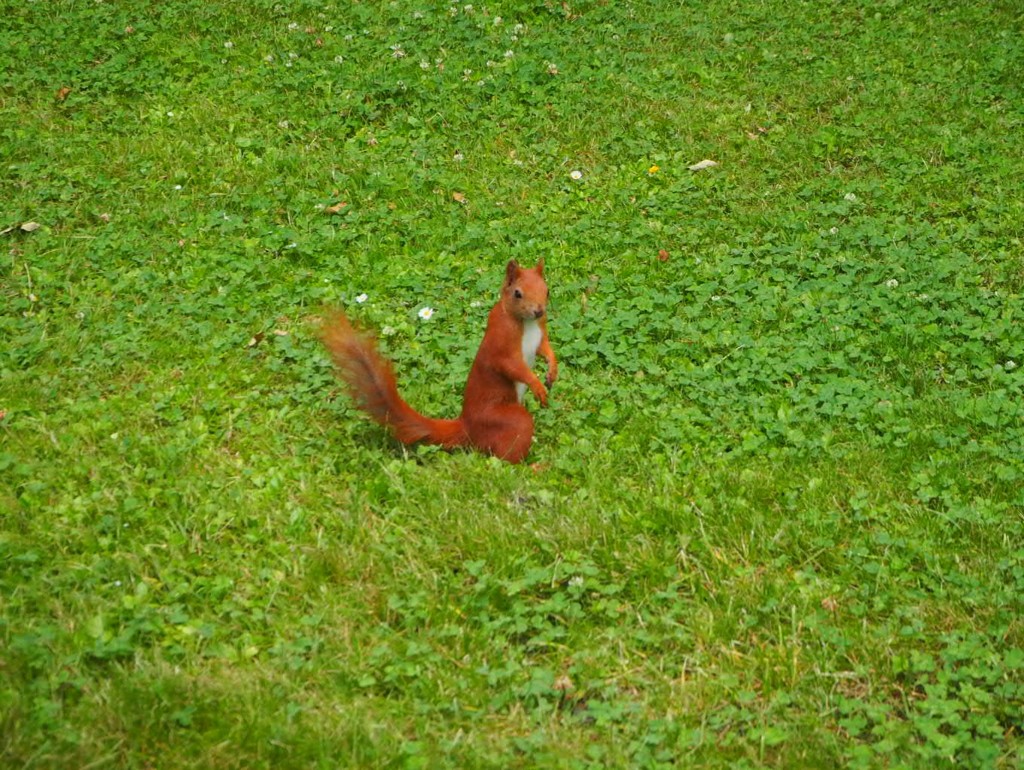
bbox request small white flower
[412,11,423,20]
[224,40,234,49]
[418,306,434,320]
[288,52,298,59]
[324,25,334,32]
[419,60,430,70]
[166,111,174,117]
[711,295,722,302]
[885,278,899,289]
[381,325,397,336]
[1006,360,1018,371]
[334,55,344,64]
[288,22,299,30]
[390,44,406,58]
[829,226,839,235]
[504,49,514,58]
[513,23,525,34]
[278,120,289,128]
[355,293,368,303]
[264,54,274,62]
[568,575,584,588]
[453,152,464,162]
[174,184,182,190]
[114,580,122,587]
[494,16,502,25]
[463,4,473,11]
[569,169,583,180]
[286,242,298,249]
[844,192,858,202]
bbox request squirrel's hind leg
[466,405,535,464]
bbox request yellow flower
[648,165,660,175]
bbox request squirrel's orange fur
[321,260,557,464]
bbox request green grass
[2,0,1024,767]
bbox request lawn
[2,0,1023,767]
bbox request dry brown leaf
[273,329,289,337]
[56,87,71,102]
[247,332,265,348]
[452,192,467,204]
[325,201,348,213]
[658,249,670,262]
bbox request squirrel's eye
[514,289,523,299]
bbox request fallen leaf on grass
[658,249,670,262]
[2,221,42,235]
[56,87,71,102]
[247,332,265,348]
[325,201,348,213]
[688,159,718,171]
[273,329,289,336]
[452,192,467,204]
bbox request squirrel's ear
[535,258,545,275]
[505,260,520,285]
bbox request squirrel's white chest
[516,319,543,403]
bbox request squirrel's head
[502,259,549,321]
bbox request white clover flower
[381,325,397,336]
[453,151,464,162]
[390,44,406,58]
[829,226,839,235]
[420,60,431,70]
[885,278,899,288]
[1006,360,1018,370]
[288,52,298,59]
[494,16,502,25]
[173,184,182,190]
[224,40,234,49]
[264,54,275,62]
[569,169,583,180]
[504,49,514,58]
[568,575,585,588]
[355,293,368,303]
[711,295,722,302]
[418,306,434,320]
[288,22,299,30]
[166,111,174,116]
[334,55,344,64]
[844,192,858,202]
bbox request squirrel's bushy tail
[321,311,468,449]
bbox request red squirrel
[321,260,557,464]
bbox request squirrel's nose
[533,308,545,319]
